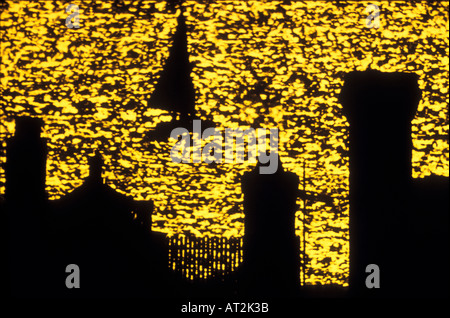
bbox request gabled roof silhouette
[53,152,152,232]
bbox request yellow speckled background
[1,1,448,286]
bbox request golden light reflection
[1,1,448,286]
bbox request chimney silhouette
[5,116,47,203]
[87,151,104,184]
[5,116,50,296]
[240,156,300,296]
[339,70,423,296]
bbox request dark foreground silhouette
[1,0,449,302]
[4,118,184,297]
[340,69,449,298]
[3,69,448,298]
[239,156,300,297]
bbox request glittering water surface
[1,1,448,286]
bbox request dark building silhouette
[8,71,448,299]
[339,69,449,297]
[408,174,449,297]
[239,156,300,297]
[5,117,47,203]
[4,117,51,297]
[48,152,172,297]
[5,116,181,298]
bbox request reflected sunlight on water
[1,1,448,286]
